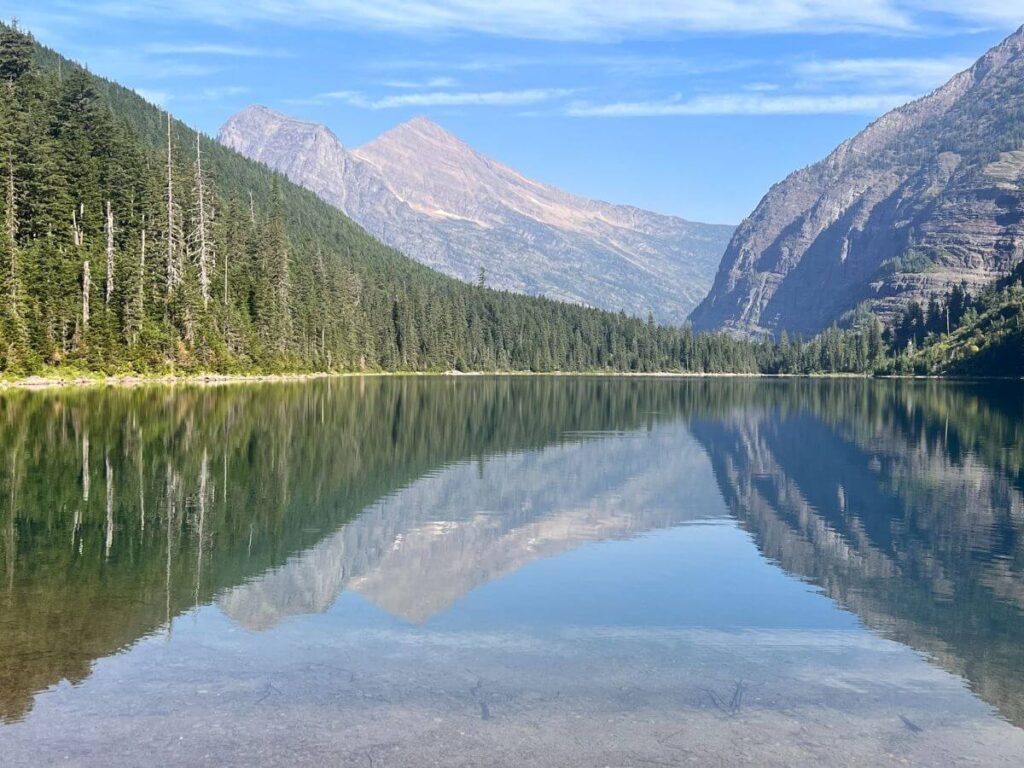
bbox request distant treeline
[0,23,1019,378]
[0,24,758,377]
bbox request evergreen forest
[0,23,1020,379]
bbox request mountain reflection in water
[1,377,1023,766]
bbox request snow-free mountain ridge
[219,107,733,323]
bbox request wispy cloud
[195,85,251,100]
[909,0,1024,25]
[374,54,758,78]
[132,87,171,106]
[381,77,459,89]
[795,56,973,91]
[142,42,290,57]
[94,0,927,40]
[147,61,220,78]
[153,84,250,103]
[566,92,916,117]
[320,87,575,109]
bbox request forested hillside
[905,261,1024,376]
[1,24,1018,380]
[219,106,732,325]
[690,25,1024,338]
[0,24,761,376]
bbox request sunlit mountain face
[219,107,733,325]
[2,378,1024,766]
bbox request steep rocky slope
[691,26,1024,337]
[220,107,732,323]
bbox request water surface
[2,377,1023,766]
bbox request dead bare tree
[191,134,215,307]
[165,113,182,295]
[5,156,18,311]
[72,203,83,247]
[105,200,114,305]
[128,215,146,346]
[81,259,91,332]
[223,235,229,307]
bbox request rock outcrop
[690,26,1024,336]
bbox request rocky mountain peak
[393,115,463,144]
[354,115,482,172]
[689,25,1024,337]
[220,105,734,324]
[221,105,343,148]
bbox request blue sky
[4,2,1023,224]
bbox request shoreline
[0,370,784,390]
[1,369,1020,390]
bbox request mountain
[219,107,733,323]
[0,23,744,377]
[690,26,1024,337]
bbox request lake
[1,377,1023,766]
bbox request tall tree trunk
[223,238,228,307]
[165,113,179,296]
[82,259,90,333]
[105,200,114,305]
[5,157,17,305]
[3,154,29,356]
[72,203,83,247]
[194,135,212,307]
[131,218,146,346]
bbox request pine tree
[0,22,33,82]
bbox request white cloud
[39,1,1024,46]
[95,0,923,40]
[142,42,290,57]
[908,1,1024,25]
[560,52,973,119]
[159,84,251,103]
[566,92,916,117]
[367,54,754,80]
[381,77,459,89]
[132,87,171,106]
[280,97,329,106]
[795,56,973,91]
[322,88,575,109]
[197,85,251,100]
[147,62,220,78]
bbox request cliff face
[219,107,733,323]
[691,26,1024,336]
